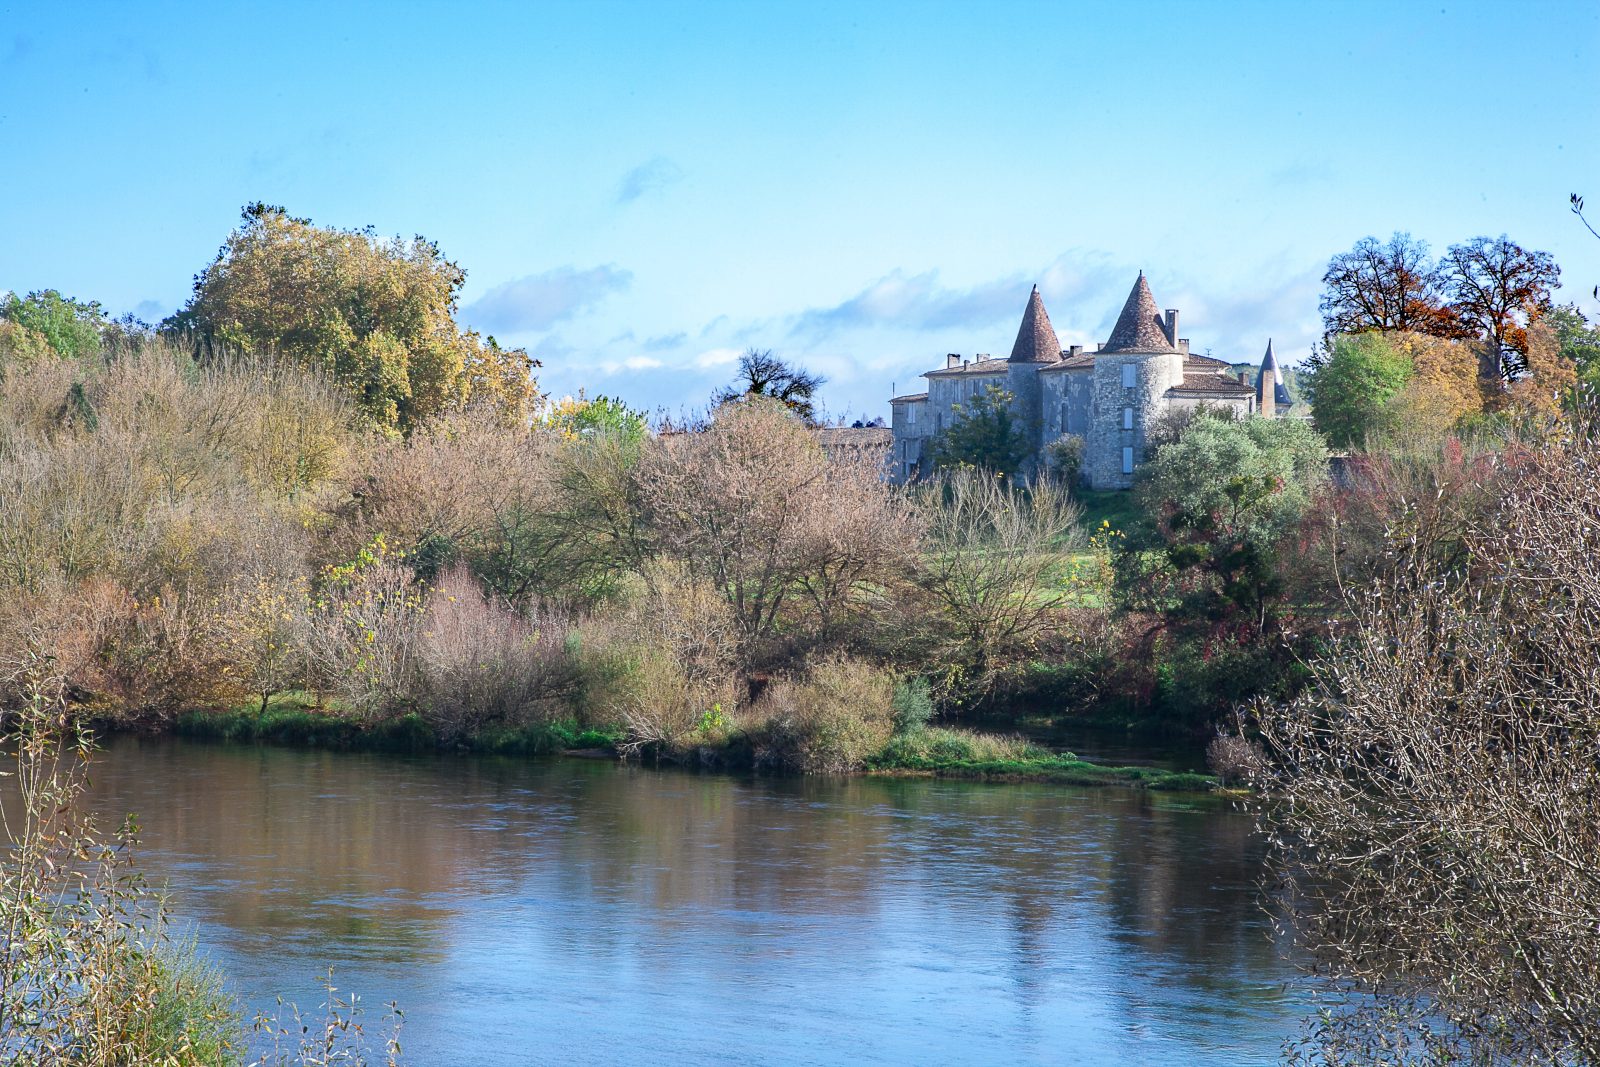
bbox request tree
[1318,233,1462,340]
[712,348,827,424]
[1258,417,1600,1065]
[1546,302,1600,390]
[167,203,537,434]
[926,385,1031,479]
[915,467,1080,681]
[1121,413,1328,639]
[1384,331,1484,435]
[0,289,107,360]
[1439,234,1560,383]
[635,398,917,665]
[1305,332,1414,448]
[542,392,648,443]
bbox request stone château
[888,274,1289,488]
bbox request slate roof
[1043,351,1096,371]
[1257,339,1293,406]
[1040,351,1229,374]
[1103,273,1179,354]
[1008,286,1063,364]
[924,358,1009,378]
[1168,372,1256,397]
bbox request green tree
[1115,413,1328,725]
[926,385,1030,478]
[1548,302,1600,390]
[543,392,648,443]
[1305,332,1413,448]
[167,203,537,434]
[0,289,107,360]
[1122,413,1329,635]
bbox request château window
[1121,364,1136,388]
[1122,446,1134,474]
[1122,407,1133,430]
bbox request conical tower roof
[1007,285,1062,363]
[1103,272,1178,354]
[1257,339,1293,406]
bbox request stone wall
[1085,352,1184,489]
[1007,362,1044,480]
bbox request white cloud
[465,265,632,333]
[693,346,742,369]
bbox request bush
[890,676,934,732]
[576,572,742,754]
[874,726,1039,765]
[413,567,575,738]
[1043,433,1084,484]
[750,657,896,773]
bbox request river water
[74,735,1306,1065]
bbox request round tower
[1005,285,1062,481]
[1257,338,1279,419]
[1087,273,1186,490]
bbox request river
[73,735,1307,1065]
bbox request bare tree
[712,349,827,424]
[1439,234,1561,383]
[1257,415,1600,1065]
[915,467,1081,681]
[636,398,916,666]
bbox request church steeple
[1007,285,1063,363]
[1102,272,1180,354]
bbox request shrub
[414,567,575,737]
[874,726,1039,765]
[577,572,742,754]
[750,657,896,773]
[890,676,934,732]
[1043,433,1084,484]
[1204,729,1264,787]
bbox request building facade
[889,274,1286,489]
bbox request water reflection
[69,736,1303,1065]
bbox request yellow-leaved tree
[1384,331,1483,434]
[168,203,537,434]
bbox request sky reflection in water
[77,736,1306,1065]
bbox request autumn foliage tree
[167,203,537,434]
[1318,233,1461,339]
[636,399,919,666]
[1439,234,1561,383]
[1319,231,1568,411]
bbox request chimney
[946,353,960,369]
[1068,344,1083,358]
[1178,338,1189,355]
[1164,310,1179,346]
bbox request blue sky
[3,0,1597,419]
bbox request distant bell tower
[1256,338,1281,419]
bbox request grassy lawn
[1073,488,1142,534]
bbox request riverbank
[156,700,1217,792]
